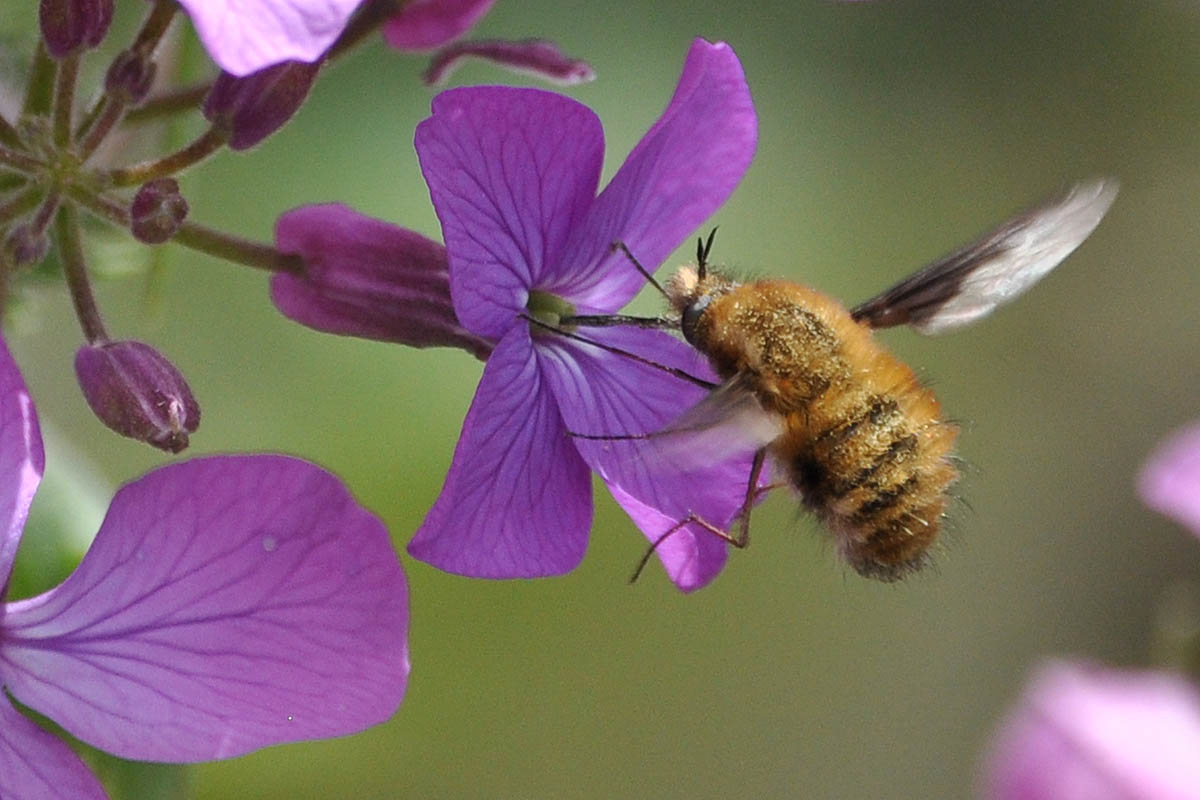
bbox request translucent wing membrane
[851,178,1118,334]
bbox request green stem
[0,112,21,149]
[56,205,109,343]
[28,190,63,238]
[0,145,44,175]
[172,222,305,275]
[53,54,80,148]
[326,0,409,62]
[66,187,304,274]
[106,127,226,187]
[76,98,124,161]
[75,0,179,160]
[22,42,56,118]
[0,186,42,226]
[124,84,212,125]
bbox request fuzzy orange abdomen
[692,280,960,580]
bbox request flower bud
[39,0,113,59]
[131,178,188,244]
[203,61,320,150]
[74,340,200,453]
[104,49,156,105]
[423,39,595,87]
[4,224,51,267]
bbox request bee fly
[536,178,1118,582]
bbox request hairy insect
[562,178,1118,581]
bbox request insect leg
[629,447,777,584]
[610,240,669,298]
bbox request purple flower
[406,38,758,591]
[1140,421,1200,540]
[272,204,493,359]
[980,660,1200,800]
[383,0,496,51]
[182,0,498,77]
[177,0,365,76]
[0,336,409,798]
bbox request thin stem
[124,83,211,124]
[64,183,127,226]
[28,190,63,238]
[66,185,304,274]
[0,186,42,226]
[53,54,80,147]
[75,0,179,158]
[56,205,109,343]
[106,127,226,187]
[76,98,124,161]
[326,0,407,62]
[0,145,45,175]
[22,42,56,118]
[172,222,305,274]
[0,111,21,149]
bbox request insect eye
[681,295,712,343]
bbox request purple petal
[382,0,495,51]
[0,336,44,594]
[1139,421,1200,540]
[423,38,596,87]
[536,327,760,592]
[555,38,757,312]
[415,86,604,339]
[0,455,409,762]
[408,326,593,577]
[0,700,106,800]
[177,0,361,76]
[981,660,1200,800]
[272,204,492,359]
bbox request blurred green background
[8,0,1200,797]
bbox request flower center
[525,290,576,329]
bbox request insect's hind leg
[629,448,776,584]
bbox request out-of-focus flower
[177,0,364,77]
[980,660,1200,800]
[182,0,499,77]
[271,38,758,591]
[422,38,595,86]
[38,0,113,59]
[383,0,496,51]
[1140,421,1200,540]
[0,335,410,799]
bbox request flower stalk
[56,204,109,343]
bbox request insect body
[566,178,1118,581]
[666,270,958,579]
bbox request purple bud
[104,49,156,105]
[4,224,50,266]
[39,0,113,59]
[131,178,188,244]
[75,340,200,453]
[423,39,596,87]
[203,61,320,150]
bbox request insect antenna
[696,227,718,280]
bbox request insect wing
[648,374,783,473]
[850,177,1118,334]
